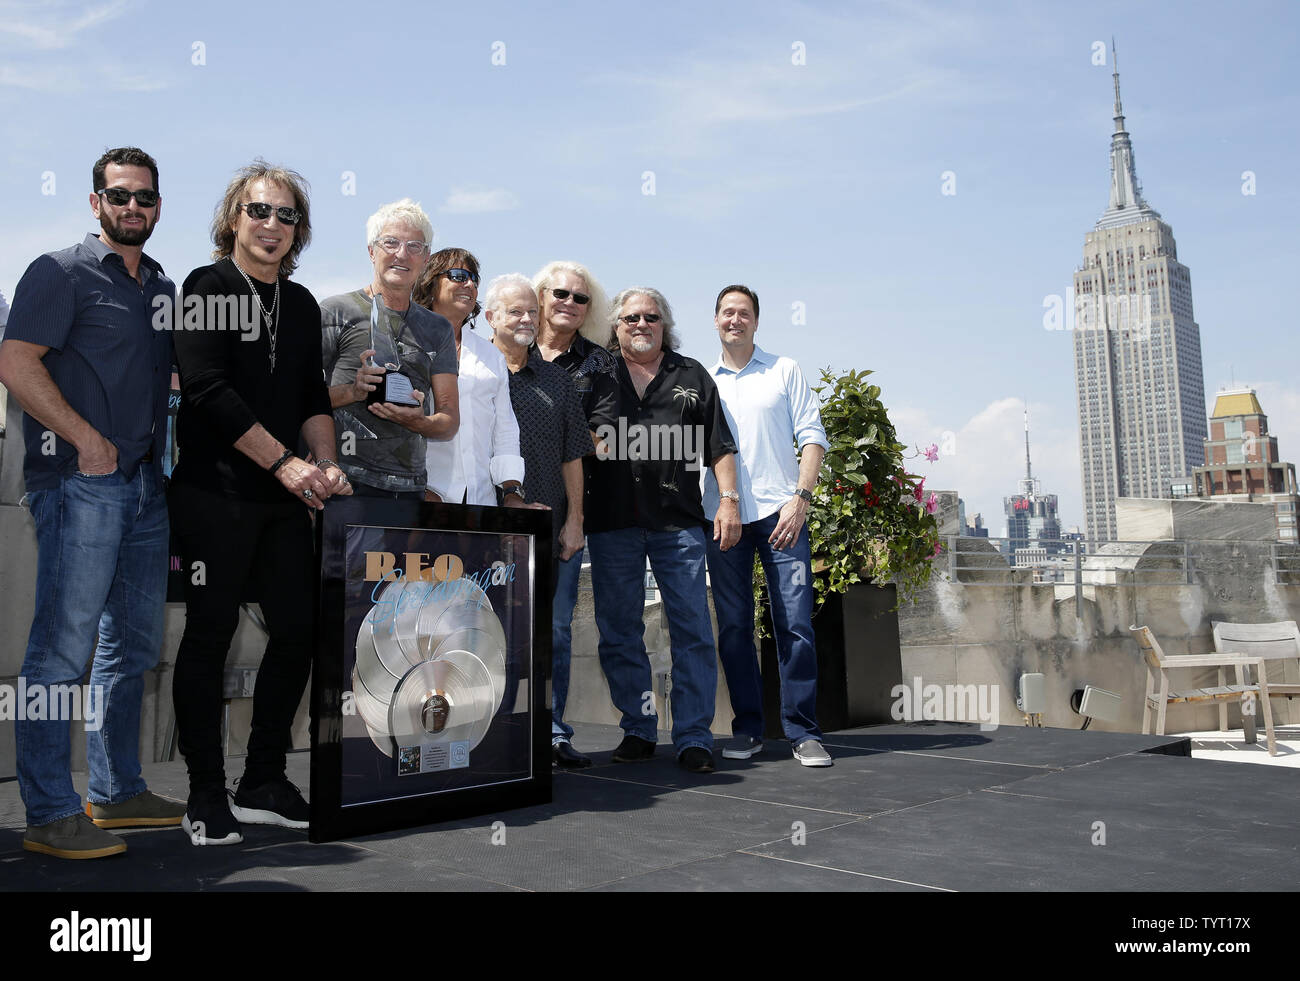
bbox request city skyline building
[1003,406,1062,557]
[1072,43,1208,544]
[1192,386,1299,543]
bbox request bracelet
[316,458,338,471]
[268,449,293,474]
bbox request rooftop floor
[2,721,1296,892]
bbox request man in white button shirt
[411,247,526,506]
[701,285,833,767]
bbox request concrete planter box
[760,581,902,737]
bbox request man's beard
[628,336,656,354]
[101,211,154,247]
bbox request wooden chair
[1129,625,1277,756]
[1212,620,1300,743]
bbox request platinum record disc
[350,664,389,734]
[430,628,508,715]
[353,616,404,704]
[419,597,508,673]
[388,652,495,753]
[367,580,432,679]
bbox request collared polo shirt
[5,233,173,491]
[586,348,736,534]
[702,344,828,524]
[549,332,618,425]
[508,348,591,542]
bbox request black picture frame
[309,495,552,843]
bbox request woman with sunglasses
[411,247,526,507]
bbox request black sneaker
[678,747,716,773]
[611,734,657,763]
[183,788,243,846]
[230,776,309,830]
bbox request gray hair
[533,260,611,347]
[365,198,433,248]
[609,287,679,352]
[483,273,537,316]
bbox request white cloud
[0,0,131,51]
[0,64,76,92]
[438,187,520,214]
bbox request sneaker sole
[182,814,243,846]
[84,800,186,828]
[721,745,763,760]
[23,839,127,859]
[229,803,308,830]
[794,755,834,767]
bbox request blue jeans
[706,512,821,745]
[16,466,169,826]
[551,546,584,742]
[587,526,716,753]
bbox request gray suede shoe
[86,790,187,828]
[24,813,127,859]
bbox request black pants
[169,481,315,792]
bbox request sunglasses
[97,187,159,208]
[620,313,662,325]
[442,267,480,285]
[374,236,429,256]
[239,201,302,225]
[549,287,590,305]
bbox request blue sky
[2,0,1297,533]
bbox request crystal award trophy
[366,293,420,407]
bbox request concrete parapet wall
[899,538,1300,733]
[5,498,1297,783]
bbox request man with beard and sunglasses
[0,147,185,858]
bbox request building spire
[1096,38,1158,229]
[1024,402,1033,484]
[1111,38,1124,133]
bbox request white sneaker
[793,739,833,767]
[722,736,764,760]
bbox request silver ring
[303,489,314,499]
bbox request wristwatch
[502,483,525,502]
[794,488,813,503]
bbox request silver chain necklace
[230,256,281,372]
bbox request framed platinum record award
[310,496,552,842]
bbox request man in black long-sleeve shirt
[170,162,349,846]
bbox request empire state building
[1073,46,1207,544]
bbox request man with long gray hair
[585,287,741,774]
[530,260,616,767]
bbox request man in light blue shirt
[702,285,832,766]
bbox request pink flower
[925,492,938,515]
[931,541,944,557]
[913,477,925,502]
[923,443,939,462]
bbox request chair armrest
[1161,654,1264,668]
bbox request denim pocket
[75,466,120,479]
